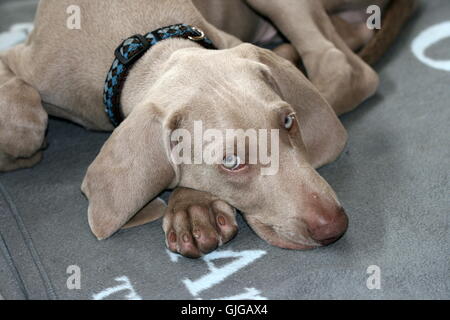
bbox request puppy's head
[83,43,348,249]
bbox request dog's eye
[222,155,242,171]
[284,114,295,130]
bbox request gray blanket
[0,0,448,300]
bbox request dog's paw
[0,150,43,172]
[163,188,238,258]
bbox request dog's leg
[0,56,48,172]
[246,0,379,115]
[163,188,238,258]
[330,15,374,51]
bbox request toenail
[169,231,176,243]
[182,234,190,243]
[218,215,226,226]
[193,230,201,239]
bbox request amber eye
[284,114,295,130]
[222,155,242,171]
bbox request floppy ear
[122,197,167,230]
[258,48,348,168]
[81,104,176,240]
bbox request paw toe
[178,232,201,258]
[194,229,219,254]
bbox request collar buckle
[114,34,151,65]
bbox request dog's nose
[307,207,348,246]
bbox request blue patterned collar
[103,24,216,127]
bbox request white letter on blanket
[92,276,142,300]
[183,250,266,297]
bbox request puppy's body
[0,0,416,257]
[2,0,284,131]
[0,0,396,130]
[2,0,243,130]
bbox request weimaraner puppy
[0,0,416,257]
